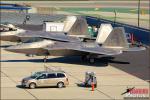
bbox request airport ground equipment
[84,71,97,88]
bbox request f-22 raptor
[0,16,90,43]
[5,25,145,63]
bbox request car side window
[38,74,47,79]
[47,73,57,78]
[57,73,65,78]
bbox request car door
[36,74,48,86]
[56,73,66,81]
[46,73,57,86]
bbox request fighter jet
[18,23,112,43]
[0,24,26,42]
[5,27,145,63]
[0,16,90,43]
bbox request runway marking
[65,71,114,99]
[45,64,114,99]
[64,69,113,99]
[1,71,39,100]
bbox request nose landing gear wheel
[44,56,48,63]
[89,58,95,64]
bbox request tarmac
[0,10,150,99]
[0,41,149,100]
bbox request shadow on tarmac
[1,56,130,67]
[76,83,92,88]
[110,48,150,81]
[1,48,149,81]
[16,85,65,89]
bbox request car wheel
[29,83,36,89]
[57,82,64,88]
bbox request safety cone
[91,82,94,91]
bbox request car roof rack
[44,64,65,73]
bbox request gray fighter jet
[0,24,26,42]
[0,16,89,43]
[5,27,145,63]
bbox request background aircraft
[5,27,145,63]
[0,16,89,43]
[0,24,25,42]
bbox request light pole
[114,9,117,25]
[137,0,141,27]
[149,0,150,30]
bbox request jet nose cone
[0,31,22,42]
[0,32,11,41]
[0,32,5,36]
[0,32,9,37]
[5,46,18,52]
[5,45,25,53]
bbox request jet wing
[74,47,122,55]
[123,47,146,51]
[44,42,122,55]
[16,30,81,42]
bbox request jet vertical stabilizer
[64,16,89,36]
[103,27,129,49]
[63,16,77,33]
[68,16,89,36]
[96,24,113,44]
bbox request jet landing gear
[81,55,87,61]
[89,58,95,64]
[26,54,34,57]
[44,56,48,63]
[81,56,95,64]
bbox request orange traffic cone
[91,82,94,91]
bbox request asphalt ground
[0,11,149,99]
[111,46,150,81]
[0,41,149,100]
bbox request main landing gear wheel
[81,56,95,64]
[89,58,95,64]
[81,55,87,61]
[44,56,48,63]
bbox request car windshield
[30,72,43,79]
